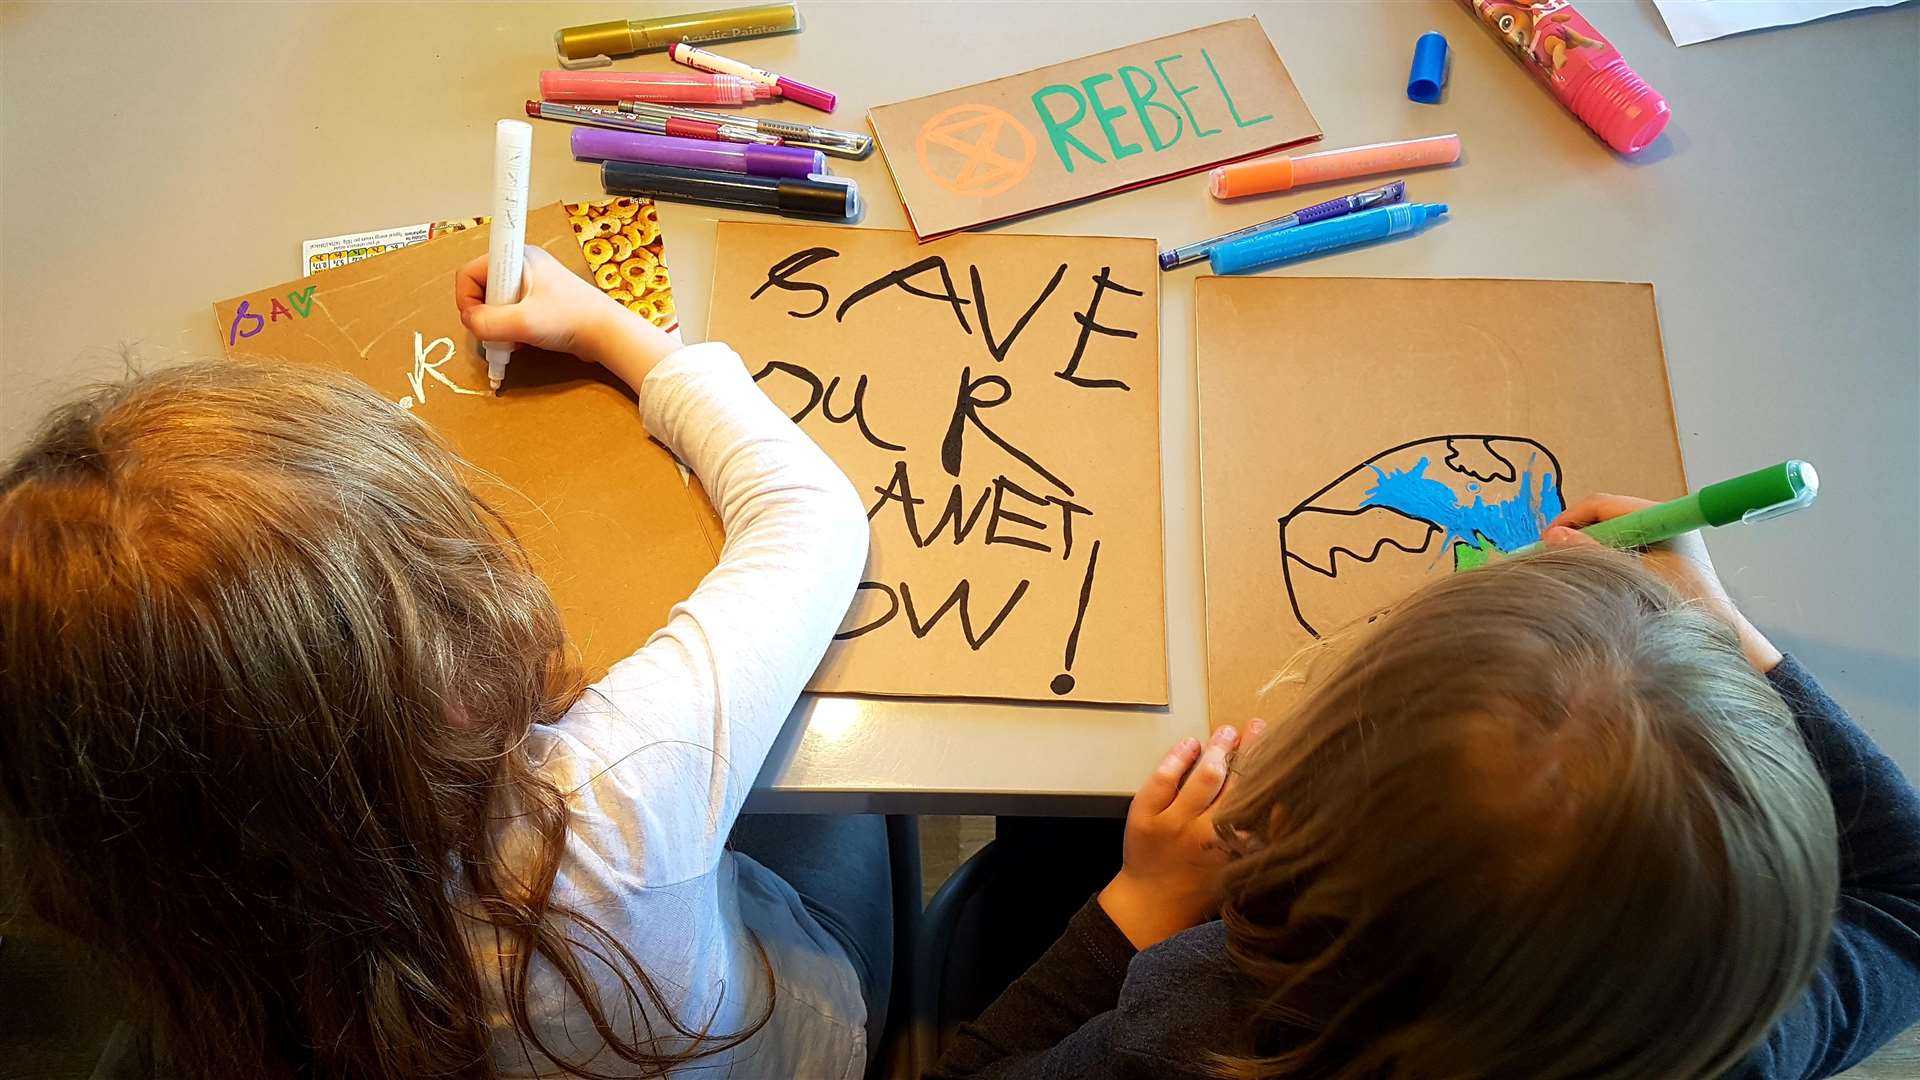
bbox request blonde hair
[0,361,765,1078]
[1213,546,1837,1079]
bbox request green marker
[1456,460,1819,570]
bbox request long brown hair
[1212,547,1838,1079]
[0,361,767,1077]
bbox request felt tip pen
[1464,461,1821,568]
[601,160,860,221]
[539,69,774,105]
[618,100,872,158]
[1211,134,1461,199]
[1209,203,1449,274]
[556,1,799,69]
[526,100,780,145]
[571,127,825,179]
[1159,181,1406,270]
[668,42,837,112]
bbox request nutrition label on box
[300,218,485,276]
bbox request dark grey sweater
[929,657,1920,1080]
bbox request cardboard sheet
[213,202,723,682]
[1194,277,1687,723]
[707,222,1167,704]
[867,18,1319,239]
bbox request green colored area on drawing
[1032,84,1106,173]
[1202,47,1272,129]
[1153,54,1219,139]
[288,285,317,318]
[1030,49,1271,171]
[1080,73,1141,161]
[1118,65,1182,151]
[1452,533,1495,571]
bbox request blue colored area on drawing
[1361,456,1564,554]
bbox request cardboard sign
[706,222,1167,704]
[212,203,724,682]
[1195,277,1687,723]
[868,18,1320,239]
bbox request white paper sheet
[1653,0,1910,46]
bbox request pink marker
[1456,0,1669,155]
[539,69,774,106]
[667,42,836,112]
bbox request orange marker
[1210,133,1462,199]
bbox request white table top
[3,1,1914,813]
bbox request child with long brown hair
[931,507,1920,1079]
[0,248,885,1078]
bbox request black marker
[601,160,858,221]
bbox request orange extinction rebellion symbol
[915,103,1038,198]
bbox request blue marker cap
[1407,31,1449,104]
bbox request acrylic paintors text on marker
[555,1,800,68]
[1029,46,1276,174]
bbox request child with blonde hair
[932,510,1920,1079]
[0,248,887,1078]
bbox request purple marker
[570,127,824,180]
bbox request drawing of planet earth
[1277,436,1566,638]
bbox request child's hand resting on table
[1545,493,1783,673]
[1099,720,1265,950]
[455,244,682,391]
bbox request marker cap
[775,75,836,112]
[1702,460,1820,526]
[1407,31,1448,104]
[555,21,639,69]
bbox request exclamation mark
[1049,539,1102,695]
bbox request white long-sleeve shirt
[467,343,872,1078]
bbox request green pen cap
[1698,460,1819,526]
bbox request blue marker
[1209,203,1450,275]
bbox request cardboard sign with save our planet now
[868,18,1320,239]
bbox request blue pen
[1158,181,1407,270]
[1209,203,1450,275]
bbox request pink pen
[1457,0,1669,155]
[667,41,836,112]
[539,69,774,105]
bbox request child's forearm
[579,307,683,392]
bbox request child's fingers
[459,301,527,346]
[1549,493,1656,531]
[1169,726,1236,819]
[1542,525,1599,548]
[1133,737,1202,819]
[1216,718,1266,803]
[454,254,491,313]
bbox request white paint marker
[484,119,533,391]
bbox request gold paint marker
[556,2,800,70]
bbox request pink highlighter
[1457,0,1669,155]
[539,69,774,106]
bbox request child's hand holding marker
[1546,493,1784,673]
[455,245,682,392]
[1099,721,1266,950]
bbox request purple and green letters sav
[1030,49,1273,173]
[227,285,319,346]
